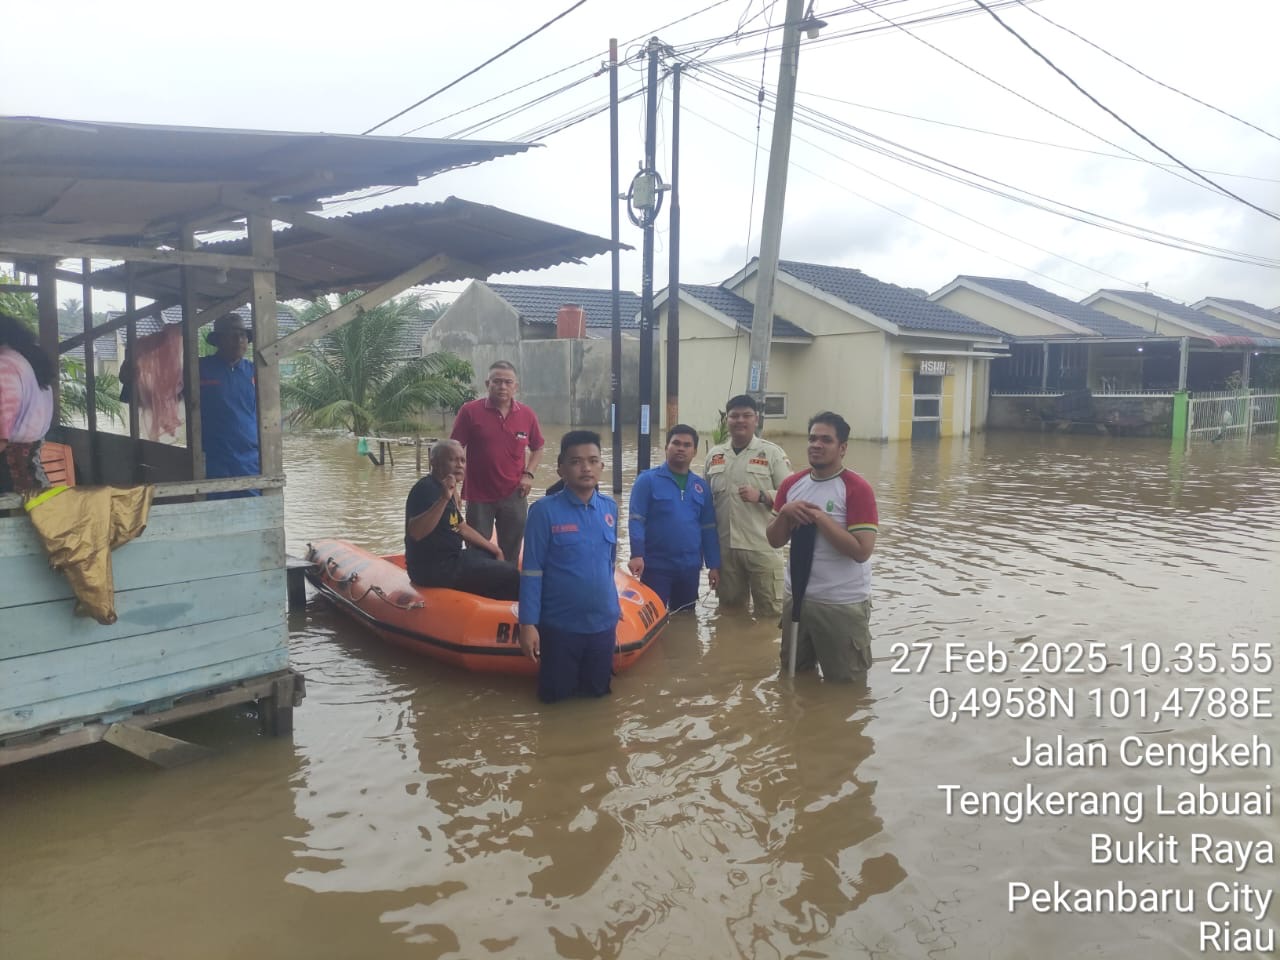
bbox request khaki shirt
[705,436,792,552]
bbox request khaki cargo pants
[779,597,873,681]
[718,547,784,617]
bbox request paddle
[787,522,818,677]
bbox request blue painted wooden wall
[0,496,288,738]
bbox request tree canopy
[281,292,473,437]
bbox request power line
[689,64,1280,268]
[395,0,744,138]
[362,0,596,136]
[1018,1,1280,146]
[833,0,1223,202]
[970,0,1280,223]
[788,90,1280,183]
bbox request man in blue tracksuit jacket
[627,424,721,612]
[519,430,620,703]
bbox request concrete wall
[424,282,640,427]
[935,288,1075,337]
[657,304,743,436]
[988,394,1174,436]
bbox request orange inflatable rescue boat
[305,539,668,676]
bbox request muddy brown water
[2,430,1276,959]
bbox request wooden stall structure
[0,117,620,766]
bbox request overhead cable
[362,0,596,135]
[1018,1,1280,145]
[970,0,1280,223]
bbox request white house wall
[658,304,745,437]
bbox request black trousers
[412,550,520,600]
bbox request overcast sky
[5,0,1278,312]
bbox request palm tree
[281,291,474,437]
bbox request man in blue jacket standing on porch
[628,424,721,612]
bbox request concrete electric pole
[744,0,808,420]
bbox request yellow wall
[657,304,744,437]
[936,288,1076,336]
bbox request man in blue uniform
[627,424,720,612]
[199,313,259,499]
[519,430,619,703]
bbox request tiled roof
[1200,297,1280,323]
[485,282,640,329]
[1094,290,1265,340]
[680,284,810,338]
[778,260,1002,338]
[957,277,1149,337]
[59,315,119,362]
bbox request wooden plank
[0,671,293,767]
[256,252,450,364]
[0,610,287,712]
[220,187,411,262]
[0,238,276,272]
[0,569,280,659]
[0,649,290,740]
[0,528,285,609]
[248,214,282,485]
[0,495,282,558]
[37,261,59,425]
[0,473,285,511]
[58,289,251,354]
[102,722,212,767]
[180,225,206,483]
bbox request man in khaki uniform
[705,394,792,616]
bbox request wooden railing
[0,475,285,511]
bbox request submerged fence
[1186,390,1280,446]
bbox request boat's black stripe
[309,574,669,659]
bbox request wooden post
[415,435,422,475]
[248,214,281,494]
[80,260,98,450]
[179,225,206,484]
[124,265,141,479]
[36,261,59,427]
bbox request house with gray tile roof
[1189,297,1280,337]
[933,276,1150,338]
[484,283,640,335]
[1083,290,1275,345]
[423,280,644,426]
[673,258,1012,440]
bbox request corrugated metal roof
[87,198,624,304]
[1093,289,1279,346]
[0,116,532,244]
[680,284,811,339]
[778,260,1003,338]
[486,282,641,329]
[956,276,1150,338]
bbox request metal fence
[1187,390,1280,445]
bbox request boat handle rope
[325,556,359,586]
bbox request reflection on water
[1,430,1276,959]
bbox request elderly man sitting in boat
[405,440,520,600]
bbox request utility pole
[608,38,624,494]
[745,0,807,420]
[636,37,661,472]
[665,63,682,433]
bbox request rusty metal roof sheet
[89,198,624,303]
[0,116,533,244]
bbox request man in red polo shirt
[450,360,546,563]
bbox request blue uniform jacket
[520,488,621,633]
[199,354,260,480]
[628,463,721,574]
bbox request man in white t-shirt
[766,411,879,680]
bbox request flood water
[2,429,1277,960]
